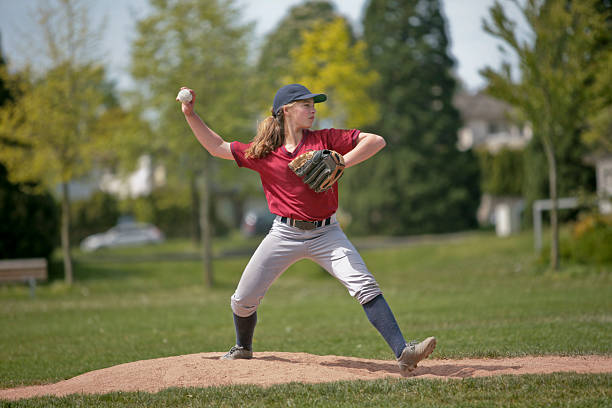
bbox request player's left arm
[342,132,386,168]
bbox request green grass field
[1,230,611,407]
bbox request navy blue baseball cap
[272,84,327,116]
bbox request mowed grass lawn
[1,229,611,407]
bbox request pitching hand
[176,87,195,116]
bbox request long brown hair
[245,102,295,159]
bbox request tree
[256,0,341,111]
[476,148,524,196]
[130,0,254,286]
[583,1,612,154]
[0,163,59,260]
[344,0,480,235]
[0,41,12,107]
[0,41,59,261]
[0,0,113,284]
[285,17,379,128]
[481,0,611,270]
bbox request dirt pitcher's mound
[2,353,611,401]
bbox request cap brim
[298,93,327,103]
[313,94,327,103]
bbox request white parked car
[80,222,165,252]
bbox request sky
[0,0,523,92]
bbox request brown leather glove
[288,150,345,193]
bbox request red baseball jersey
[231,128,360,221]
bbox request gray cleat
[220,345,253,360]
[397,336,436,376]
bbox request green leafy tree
[0,45,59,261]
[0,163,59,260]
[0,48,12,106]
[343,0,480,235]
[0,0,113,284]
[285,17,379,128]
[583,1,612,153]
[481,0,610,270]
[256,0,341,111]
[476,148,524,196]
[130,0,254,286]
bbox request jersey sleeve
[326,128,360,155]
[230,141,259,171]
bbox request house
[99,155,166,199]
[453,91,532,153]
[62,155,165,201]
[453,91,531,235]
[585,153,612,214]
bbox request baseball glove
[288,149,345,193]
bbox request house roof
[453,91,513,122]
[583,152,612,166]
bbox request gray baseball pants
[231,215,382,317]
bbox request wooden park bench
[0,258,48,297]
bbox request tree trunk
[198,164,214,287]
[60,182,74,285]
[190,174,200,246]
[542,138,559,271]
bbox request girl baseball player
[178,83,436,375]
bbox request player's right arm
[178,88,234,160]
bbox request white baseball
[177,89,192,103]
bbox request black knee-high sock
[233,312,257,350]
[362,294,406,358]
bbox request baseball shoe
[397,336,436,376]
[220,345,252,360]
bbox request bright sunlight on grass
[1,230,611,406]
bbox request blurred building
[453,91,531,236]
[99,155,166,199]
[61,155,165,200]
[585,153,612,214]
[453,91,532,153]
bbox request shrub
[0,164,59,259]
[566,212,612,264]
